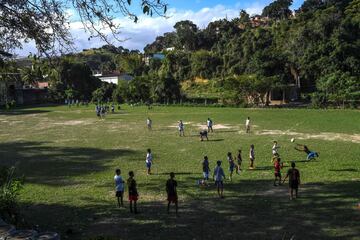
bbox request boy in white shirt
[249,144,255,169]
[146,148,153,175]
[213,161,225,198]
[207,118,213,132]
[245,117,251,133]
[146,118,152,130]
[272,141,280,162]
[114,169,125,207]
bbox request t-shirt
[147,119,151,125]
[202,160,210,172]
[166,179,177,196]
[272,144,279,155]
[214,166,225,181]
[114,175,124,192]
[228,156,235,167]
[178,122,184,130]
[127,178,138,196]
[246,119,250,126]
[287,168,300,183]
[274,162,282,173]
[249,148,255,159]
[146,153,153,163]
[207,120,212,127]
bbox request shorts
[215,181,223,187]
[229,164,235,172]
[307,152,317,160]
[116,191,123,197]
[167,195,178,203]
[274,172,281,178]
[129,195,138,201]
[146,162,152,169]
[289,181,299,189]
[203,171,209,179]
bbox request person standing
[178,120,185,137]
[272,141,280,163]
[202,156,210,180]
[236,149,242,174]
[273,158,283,186]
[166,172,178,215]
[114,169,125,207]
[249,144,255,169]
[146,117,152,130]
[213,161,225,198]
[227,152,235,181]
[283,162,301,200]
[127,171,139,213]
[146,149,153,175]
[207,118,213,132]
[245,117,251,133]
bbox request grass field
[0,105,359,240]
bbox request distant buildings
[93,72,133,85]
[143,53,165,66]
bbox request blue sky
[15,0,305,56]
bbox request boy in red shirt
[127,171,139,213]
[283,162,301,200]
[273,158,283,186]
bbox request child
[202,156,210,180]
[236,149,242,174]
[245,117,251,133]
[249,144,255,169]
[146,149,153,175]
[127,171,139,213]
[294,144,319,161]
[114,169,125,207]
[272,141,280,157]
[227,152,235,181]
[200,130,208,141]
[146,118,152,130]
[111,103,115,113]
[273,158,283,186]
[213,160,225,198]
[207,118,213,132]
[166,172,178,215]
[283,162,301,200]
[178,120,185,136]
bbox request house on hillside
[94,72,134,85]
[143,53,165,66]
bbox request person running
[249,144,255,169]
[207,118,213,132]
[202,156,210,180]
[294,144,319,161]
[213,160,225,198]
[271,141,280,163]
[127,171,139,213]
[200,130,209,141]
[146,149,153,175]
[146,117,152,130]
[273,158,283,186]
[178,120,185,137]
[245,117,251,133]
[114,169,125,207]
[227,152,235,181]
[283,162,301,200]
[166,172,178,215]
[236,149,242,174]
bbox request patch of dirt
[257,129,360,144]
[193,123,234,130]
[53,120,93,126]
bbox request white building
[95,72,133,85]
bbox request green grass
[0,105,359,239]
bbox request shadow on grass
[18,180,360,240]
[329,168,358,172]
[0,141,136,186]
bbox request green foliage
[0,166,23,223]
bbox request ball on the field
[291,138,295,143]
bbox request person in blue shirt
[213,160,225,198]
[114,168,125,207]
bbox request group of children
[95,103,120,119]
[114,168,178,215]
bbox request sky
[15,0,304,56]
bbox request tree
[262,0,293,20]
[173,21,199,51]
[0,0,168,56]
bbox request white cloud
[14,3,267,56]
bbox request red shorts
[167,195,178,203]
[129,195,138,201]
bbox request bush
[0,166,23,223]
